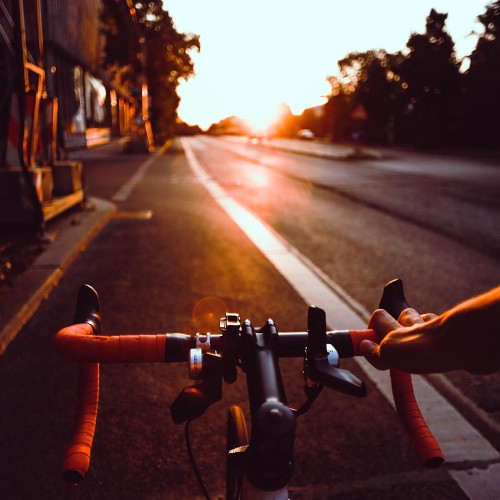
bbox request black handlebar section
[162,330,361,364]
[74,284,102,334]
[379,278,409,318]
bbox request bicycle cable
[294,385,323,417]
[185,419,210,500]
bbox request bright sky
[165,0,490,130]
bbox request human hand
[361,286,500,374]
[360,308,444,373]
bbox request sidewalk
[264,137,383,160]
[221,135,384,160]
[0,197,115,354]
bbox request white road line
[112,140,171,202]
[182,137,499,497]
[356,358,499,463]
[449,463,500,500]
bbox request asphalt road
[0,137,498,499]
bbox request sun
[239,100,286,134]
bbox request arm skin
[360,286,500,374]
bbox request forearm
[363,286,500,374]
[438,286,500,373]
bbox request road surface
[0,136,499,499]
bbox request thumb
[360,340,389,371]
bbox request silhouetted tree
[297,107,324,137]
[100,0,199,138]
[100,0,140,76]
[465,1,500,147]
[397,9,462,147]
[333,50,406,144]
[176,120,203,136]
[207,116,248,136]
[323,75,354,142]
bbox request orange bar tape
[349,328,444,468]
[349,329,378,355]
[56,323,168,482]
[62,362,99,482]
[391,369,444,468]
[54,323,167,362]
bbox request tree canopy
[318,4,500,150]
[398,9,461,146]
[465,1,500,146]
[102,2,500,150]
[100,0,200,138]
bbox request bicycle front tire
[226,405,249,500]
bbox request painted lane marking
[449,463,500,500]
[112,140,171,202]
[182,137,499,495]
[356,358,499,462]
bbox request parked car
[297,129,315,140]
[248,129,267,143]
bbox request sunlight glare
[167,0,487,130]
[246,167,270,188]
[241,100,284,134]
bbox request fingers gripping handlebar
[379,280,444,468]
[55,280,443,483]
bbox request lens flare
[192,296,228,333]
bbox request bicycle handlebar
[55,324,378,482]
[379,279,444,468]
[55,279,443,483]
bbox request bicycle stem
[240,319,296,492]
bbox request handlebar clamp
[220,313,241,384]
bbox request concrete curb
[265,142,383,161]
[0,197,116,354]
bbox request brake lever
[305,306,366,398]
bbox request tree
[397,9,462,147]
[100,0,200,138]
[323,75,354,142]
[297,106,325,137]
[100,0,141,89]
[176,120,203,136]
[332,50,406,144]
[138,1,199,138]
[268,103,300,138]
[465,1,500,147]
[207,116,248,136]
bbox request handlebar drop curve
[58,323,99,483]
